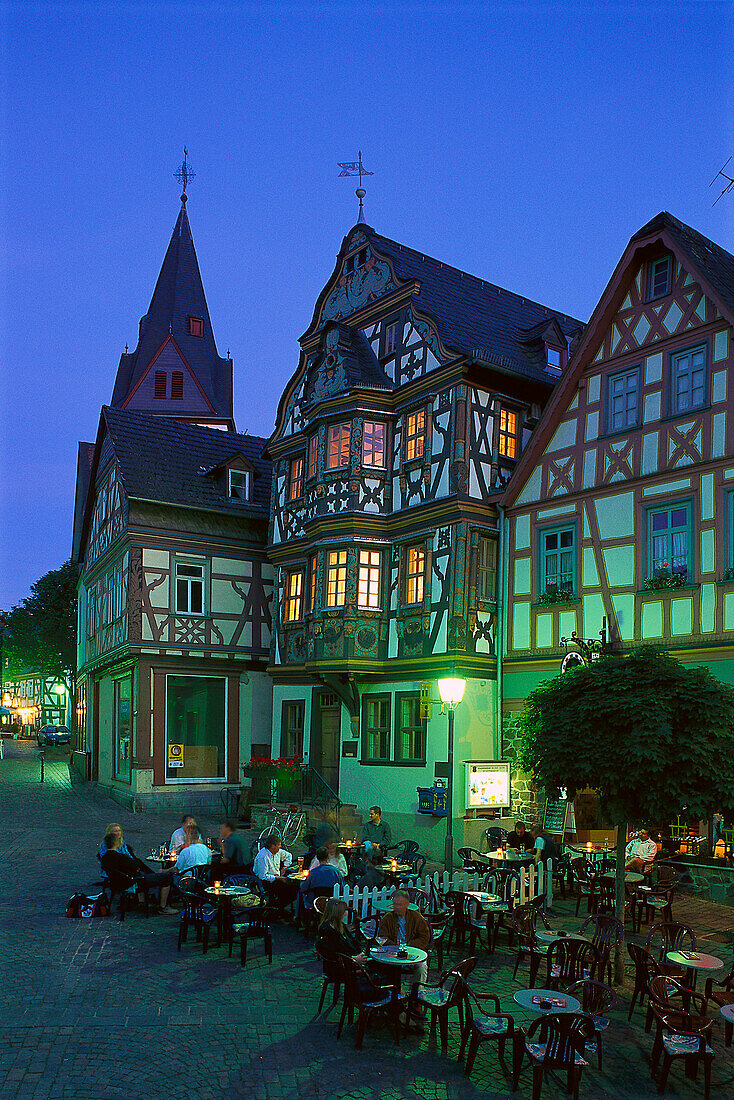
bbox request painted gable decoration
[304,322,391,406]
[321,247,397,323]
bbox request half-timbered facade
[72,202,272,810]
[267,220,582,856]
[502,212,734,818]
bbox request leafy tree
[516,647,734,982]
[1,561,78,693]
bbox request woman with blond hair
[97,822,134,879]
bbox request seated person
[171,825,212,880]
[253,834,299,915]
[316,898,363,960]
[219,820,249,870]
[169,814,196,854]
[97,822,133,878]
[625,829,658,871]
[361,805,392,860]
[378,890,430,989]
[506,820,534,853]
[309,841,348,879]
[299,846,344,913]
[530,825,559,866]
[313,814,341,850]
[100,831,175,913]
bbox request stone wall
[501,710,541,826]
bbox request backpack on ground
[66,892,110,918]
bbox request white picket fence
[332,860,553,917]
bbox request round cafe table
[536,929,588,945]
[463,890,501,907]
[205,885,254,947]
[513,988,580,1014]
[720,1003,734,1047]
[482,848,533,864]
[665,950,723,990]
[370,897,421,913]
[602,871,644,885]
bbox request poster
[465,761,511,809]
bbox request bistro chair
[571,858,599,917]
[647,976,714,1099]
[645,921,697,977]
[298,886,336,939]
[177,885,218,953]
[314,943,344,1013]
[423,910,450,974]
[567,978,618,1071]
[512,1012,595,1100]
[233,905,274,967]
[445,891,480,952]
[410,959,477,1051]
[458,979,515,1080]
[483,869,520,953]
[484,826,508,851]
[457,847,487,874]
[626,942,663,1029]
[578,913,622,985]
[511,902,550,987]
[704,961,734,1038]
[337,956,407,1050]
[546,939,601,990]
[633,883,676,931]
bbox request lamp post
[437,677,466,873]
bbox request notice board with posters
[464,761,511,811]
[543,798,570,837]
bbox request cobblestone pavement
[1,739,733,1100]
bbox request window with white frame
[647,256,671,300]
[405,545,425,605]
[539,527,575,597]
[228,469,250,501]
[175,560,205,615]
[607,366,640,432]
[362,421,386,468]
[358,549,381,608]
[670,345,706,415]
[648,503,691,583]
[325,550,348,608]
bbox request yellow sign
[168,743,184,768]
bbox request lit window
[385,321,400,355]
[307,434,318,479]
[325,550,348,608]
[189,317,204,337]
[228,469,250,500]
[404,410,425,461]
[326,423,351,469]
[154,371,167,398]
[405,545,425,604]
[289,456,304,501]
[607,367,640,431]
[362,694,390,761]
[358,550,381,609]
[539,528,575,598]
[671,345,706,415]
[396,693,424,762]
[498,408,518,459]
[171,371,184,400]
[362,421,385,468]
[648,504,691,583]
[648,257,671,300]
[283,571,303,622]
[546,346,564,371]
[307,554,318,613]
[176,560,205,615]
[477,537,497,602]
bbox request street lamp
[437,677,466,873]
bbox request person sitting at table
[170,824,212,881]
[530,824,559,867]
[101,831,176,913]
[361,805,392,860]
[313,813,341,850]
[97,822,133,879]
[316,898,365,961]
[506,820,534,853]
[378,890,430,989]
[219,820,249,870]
[299,846,344,914]
[309,841,348,879]
[169,814,196,854]
[253,834,299,917]
[625,829,658,872]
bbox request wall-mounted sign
[561,651,586,673]
[168,743,184,769]
[464,761,511,810]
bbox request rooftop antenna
[710,156,733,206]
[174,146,196,204]
[338,151,374,223]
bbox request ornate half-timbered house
[72,201,272,809]
[501,212,734,820]
[267,219,583,855]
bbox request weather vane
[338,151,374,222]
[174,147,196,203]
[710,156,733,206]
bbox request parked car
[37,724,71,746]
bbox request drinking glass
[376,936,387,947]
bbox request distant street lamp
[437,677,466,873]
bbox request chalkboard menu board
[543,798,569,836]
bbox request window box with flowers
[534,583,578,608]
[242,756,303,801]
[643,563,690,591]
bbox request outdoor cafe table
[535,929,588,945]
[205,885,255,947]
[665,950,724,990]
[369,945,428,999]
[602,871,644,885]
[481,849,534,865]
[721,1003,734,1047]
[370,897,422,913]
[463,890,502,907]
[513,988,581,1015]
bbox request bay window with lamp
[357,549,382,609]
[283,569,304,622]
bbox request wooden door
[317,707,341,795]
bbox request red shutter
[154,371,167,399]
[171,371,184,400]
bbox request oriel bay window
[327,423,351,469]
[166,675,226,781]
[289,455,304,501]
[358,549,381,609]
[283,570,304,622]
[282,700,305,758]
[404,409,425,461]
[405,545,425,605]
[326,550,348,607]
[539,527,575,599]
[361,694,390,761]
[362,421,386,468]
[396,692,425,762]
[648,503,691,584]
[175,559,205,614]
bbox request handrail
[297,763,342,821]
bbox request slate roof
[71,441,96,563]
[101,407,270,515]
[110,205,232,418]
[330,322,393,391]
[352,224,586,381]
[631,211,734,317]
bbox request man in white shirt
[625,830,657,872]
[171,826,212,881]
[169,814,196,854]
[253,834,298,915]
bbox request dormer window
[546,346,565,372]
[228,469,251,501]
[154,371,167,398]
[344,248,368,275]
[647,255,672,300]
[189,316,204,337]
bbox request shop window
[325,550,347,608]
[154,371,167,398]
[114,677,132,782]
[228,469,250,501]
[282,700,305,758]
[171,371,184,400]
[358,549,381,609]
[361,694,390,761]
[395,693,425,762]
[362,421,386,468]
[175,559,205,615]
[283,570,304,622]
[289,455,304,501]
[647,256,671,300]
[166,675,226,781]
[326,423,351,469]
[476,536,497,602]
[670,345,706,415]
[498,407,519,459]
[404,409,425,461]
[307,434,318,479]
[607,366,640,432]
[405,545,425,605]
[647,503,692,584]
[538,527,575,598]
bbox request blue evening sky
[1,0,732,607]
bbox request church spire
[110,189,234,430]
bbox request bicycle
[258,805,305,847]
